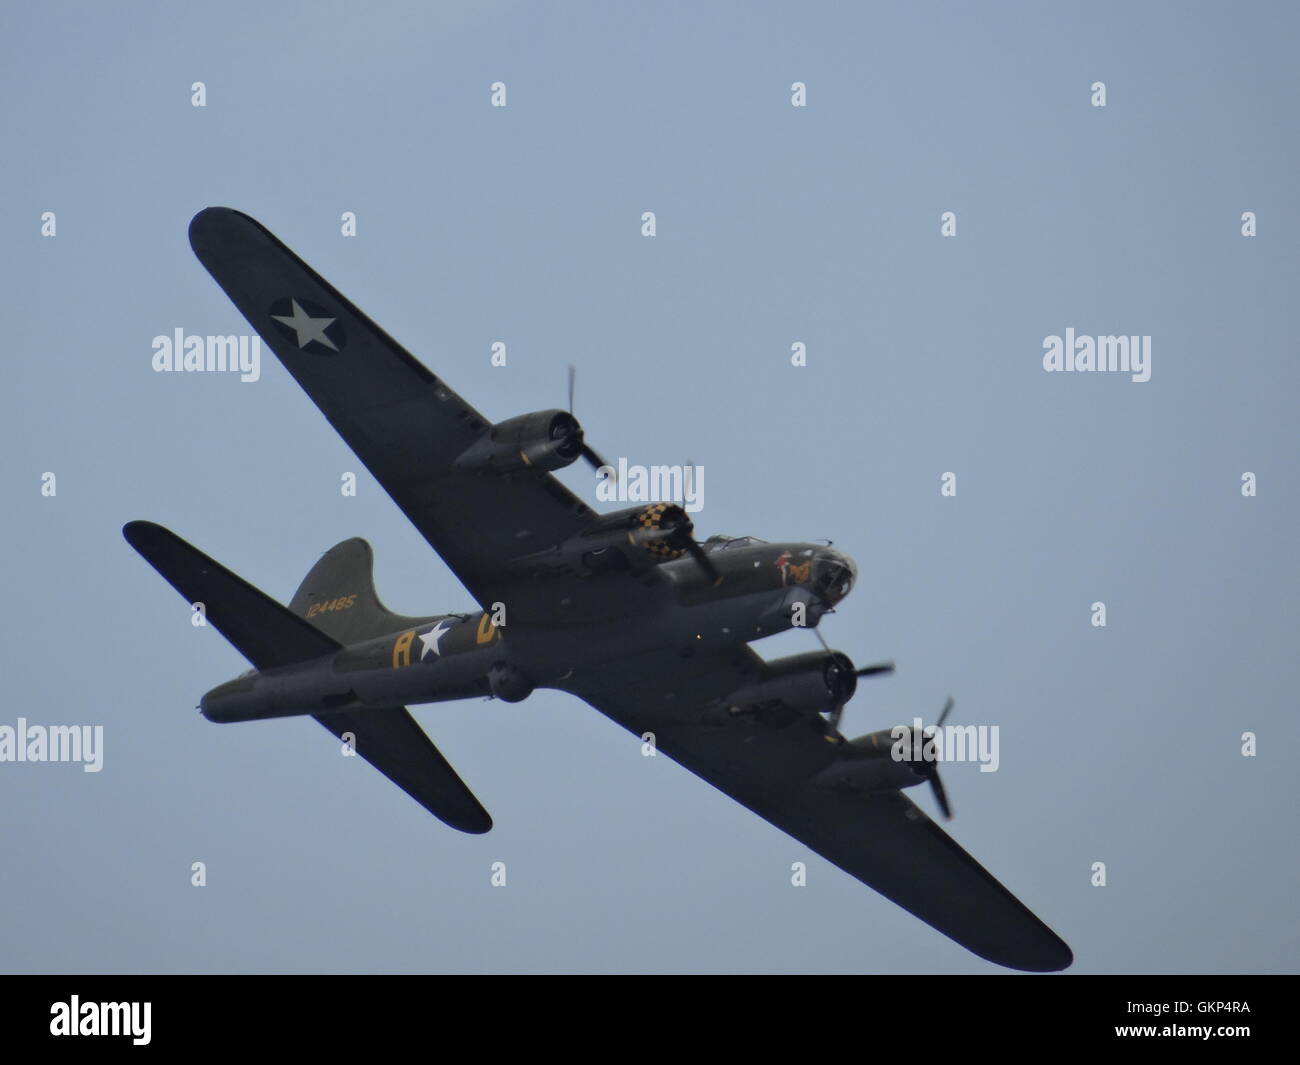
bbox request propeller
[910,696,955,820]
[825,656,896,730]
[636,505,721,584]
[810,623,955,820]
[683,535,721,585]
[567,365,615,479]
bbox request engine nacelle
[580,502,692,561]
[717,651,857,725]
[454,410,583,474]
[815,728,929,793]
[521,503,702,577]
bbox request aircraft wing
[563,648,1073,972]
[188,207,595,609]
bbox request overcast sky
[2,0,1296,974]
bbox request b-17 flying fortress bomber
[126,208,1072,972]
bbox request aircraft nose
[812,548,856,605]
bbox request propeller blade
[684,537,721,585]
[580,442,615,480]
[568,366,617,482]
[856,661,895,678]
[929,772,953,821]
[918,697,955,819]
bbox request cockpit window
[704,535,768,551]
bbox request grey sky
[2,0,1296,973]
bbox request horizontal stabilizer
[123,521,339,671]
[125,522,491,833]
[315,707,493,834]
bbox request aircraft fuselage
[200,540,856,723]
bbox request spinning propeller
[569,365,714,584]
[681,531,721,585]
[813,626,956,819]
[635,503,721,584]
[906,696,956,821]
[814,627,894,731]
[567,365,615,478]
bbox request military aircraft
[125,207,1072,973]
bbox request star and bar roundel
[267,297,347,355]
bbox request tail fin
[289,539,491,832]
[123,521,339,670]
[288,537,434,643]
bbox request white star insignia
[272,298,338,351]
[418,618,454,659]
